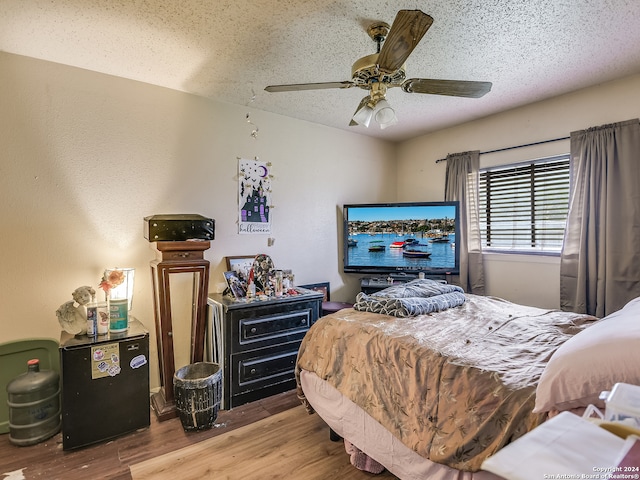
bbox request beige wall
[397,74,640,308]
[0,52,396,389]
[3,48,639,388]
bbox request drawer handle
[250,368,257,375]
[250,327,257,334]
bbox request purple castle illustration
[241,187,269,223]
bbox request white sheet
[300,369,503,480]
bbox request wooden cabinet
[207,290,322,409]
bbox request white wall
[396,74,640,308]
[0,52,396,389]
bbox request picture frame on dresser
[298,282,329,302]
[225,255,255,282]
[223,271,246,299]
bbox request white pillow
[533,297,640,413]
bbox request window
[479,155,570,253]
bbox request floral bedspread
[295,294,598,471]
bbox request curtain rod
[434,136,570,163]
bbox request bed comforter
[295,293,598,471]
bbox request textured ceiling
[2,1,640,142]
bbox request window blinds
[479,156,570,252]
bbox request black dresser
[207,290,322,409]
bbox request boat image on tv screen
[343,201,460,276]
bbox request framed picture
[225,255,255,282]
[224,271,247,299]
[298,282,330,301]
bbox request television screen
[343,201,460,276]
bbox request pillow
[372,278,464,299]
[533,296,640,413]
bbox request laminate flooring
[0,390,397,480]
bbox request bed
[295,279,640,479]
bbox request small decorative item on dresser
[225,256,254,282]
[246,268,256,299]
[275,270,284,296]
[252,253,275,293]
[223,271,246,299]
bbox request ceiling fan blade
[377,10,433,74]
[264,81,354,93]
[402,78,492,98]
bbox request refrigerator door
[60,320,150,450]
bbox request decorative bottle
[275,270,283,297]
[246,268,256,299]
[86,297,98,337]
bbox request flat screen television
[343,201,460,276]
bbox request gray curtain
[560,118,640,317]
[444,151,485,294]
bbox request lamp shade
[374,99,398,129]
[104,268,135,311]
[352,104,374,127]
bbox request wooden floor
[0,390,396,480]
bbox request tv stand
[360,274,450,295]
[388,272,417,280]
[360,277,396,294]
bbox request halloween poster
[238,158,272,234]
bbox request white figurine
[56,286,96,335]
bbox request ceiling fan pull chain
[246,113,259,139]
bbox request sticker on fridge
[91,343,121,379]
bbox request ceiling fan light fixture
[352,104,374,127]
[373,98,397,129]
[378,114,398,130]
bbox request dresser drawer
[239,311,310,345]
[229,341,302,407]
[229,299,318,352]
[236,346,299,386]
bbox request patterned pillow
[373,278,464,299]
[354,291,467,317]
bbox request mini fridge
[59,318,150,450]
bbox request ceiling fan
[264,10,492,129]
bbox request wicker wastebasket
[173,362,222,431]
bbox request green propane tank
[6,358,61,446]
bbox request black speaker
[144,214,215,242]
